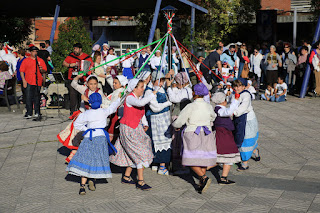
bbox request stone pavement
[1,96,320,213]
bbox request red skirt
[215,126,239,155]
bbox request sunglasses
[284,47,289,48]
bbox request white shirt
[216,99,239,117]
[145,87,172,113]
[126,92,156,126]
[150,56,164,70]
[0,54,17,75]
[122,56,134,68]
[172,98,216,132]
[74,99,121,138]
[233,91,254,117]
[0,50,6,57]
[312,54,320,72]
[250,53,263,77]
[167,86,192,103]
[105,54,119,67]
[46,46,53,55]
[221,67,230,78]
[71,80,109,111]
[265,88,274,96]
[276,83,288,96]
[247,86,256,99]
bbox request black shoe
[237,165,249,171]
[136,180,152,191]
[79,185,86,195]
[32,114,42,121]
[23,114,32,119]
[88,179,96,191]
[198,176,211,194]
[252,149,261,161]
[121,175,136,185]
[219,177,235,185]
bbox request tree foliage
[311,0,320,22]
[182,0,261,50]
[52,17,93,74]
[0,17,33,46]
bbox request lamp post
[162,5,177,71]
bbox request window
[120,42,139,55]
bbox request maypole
[162,6,177,72]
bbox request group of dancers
[57,66,260,195]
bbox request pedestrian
[200,46,223,85]
[145,71,172,175]
[58,74,108,163]
[232,79,260,171]
[172,83,217,194]
[16,49,27,103]
[45,40,53,55]
[311,41,320,96]
[106,75,128,142]
[220,44,238,80]
[121,48,135,79]
[264,45,282,86]
[281,43,297,93]
[66,92,121,195]
[211,92,241,184]
[105,48,119,78]
[109,79,157,190]
[250,47,263,90]
[63,43,93,115]
[20,46,47,119]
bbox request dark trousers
[266,70,279,85]
[66,80,80,114]
[25,84,41,116]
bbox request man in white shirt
[45,40,53,55]
[271,76,287,102]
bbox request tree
[311,0,320,22]
[0,17,33,46]
[181,0,240,50]
[52,17,93,74]
[181,0,261,50]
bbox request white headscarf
[116,75,128,87]
[127,78,140,92]
[86,74,98,82]
[211,92,226,104]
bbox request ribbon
[194,126,211,135]
[82,128,117,155]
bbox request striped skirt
[182,130,217,167]
[109,124,154,169]
[239,116,259,161]
[66,136,112,179]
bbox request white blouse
[216,99,239,117]
[144,87,172,113]
[173,98,216,132]
[105,54,119,67]
[167,86,192,103]
[233,92,254,117]
[74,99,121,138]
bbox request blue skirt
[239,117,259,161]
[66,136,112,178]
[122,67,134,79]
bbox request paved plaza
[0,96,320,213]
